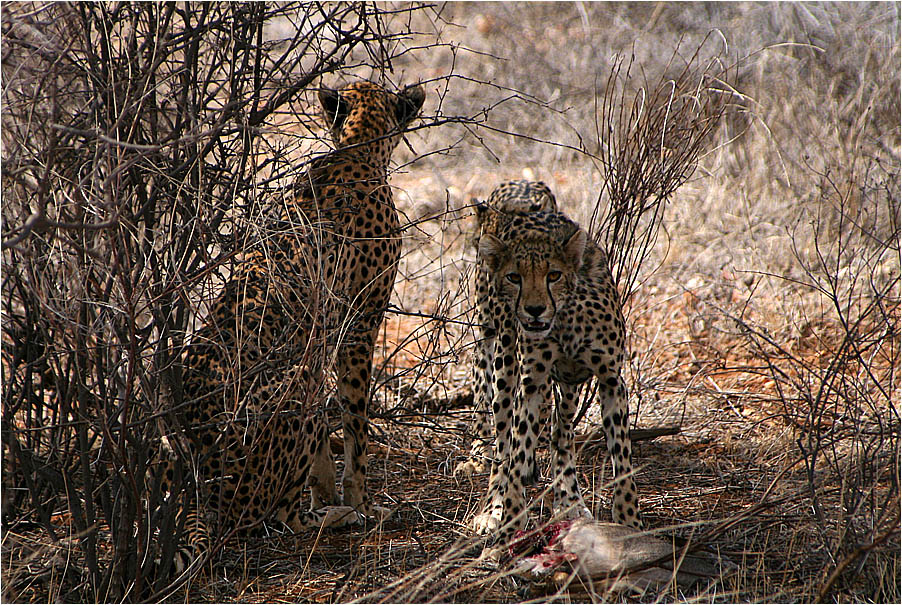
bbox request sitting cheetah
[160,81,425,569]
[457,181,559,475]
[467,200,642,544]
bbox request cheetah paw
[554,503,593,521]
[454,459,487,476]
[477,544,505,567]
[320,506,363,528]
[471,510,502,535]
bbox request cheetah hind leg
[455,320,496,476]
[453,401,493,476]
[262,414,353,531]
[307,465,392,528]
[550,383,592,521]
[289,414,392,529]
[598,372,643,529]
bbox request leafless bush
[726,154,900,600]
[0,3,444,601]
[589,35,734,306]
[537,37,736,429]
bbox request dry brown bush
[1,2,457,601]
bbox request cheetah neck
[333,137,396,171]
[312,146,392,182]
[285,150,398,228]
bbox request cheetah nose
[524,305,546,318]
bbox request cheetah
[466,201,642,545]
[456,181,559,475]
[160,81,425,568]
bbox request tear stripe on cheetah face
[478,228,587,339]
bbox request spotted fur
[159,81,425,570]
[464,192,641,543]
[457,181,558,475]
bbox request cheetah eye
[547,271,563,282]
[505,273,521,284]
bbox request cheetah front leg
[337,341,373,514]
[305,413,340,509]
[336,339,392,524]
[471,322,518,535]
[488,338,556,543]
[516,338,555,488]
[275,414,362,531]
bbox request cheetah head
[479,228,587,339]
[319,81,425,160]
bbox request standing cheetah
[464,189,641,544]
[456,181,559,475]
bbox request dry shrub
[0,3,445,601]
[589,34,733,308]
[729,158,899,601]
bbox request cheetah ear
[563,228,587,270]
[319,87,350,133]
[534,182,557,211]
[396,84,425,127]
[474,200,491,226]
[478,233,507,270]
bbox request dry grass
[3,2,899,603]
